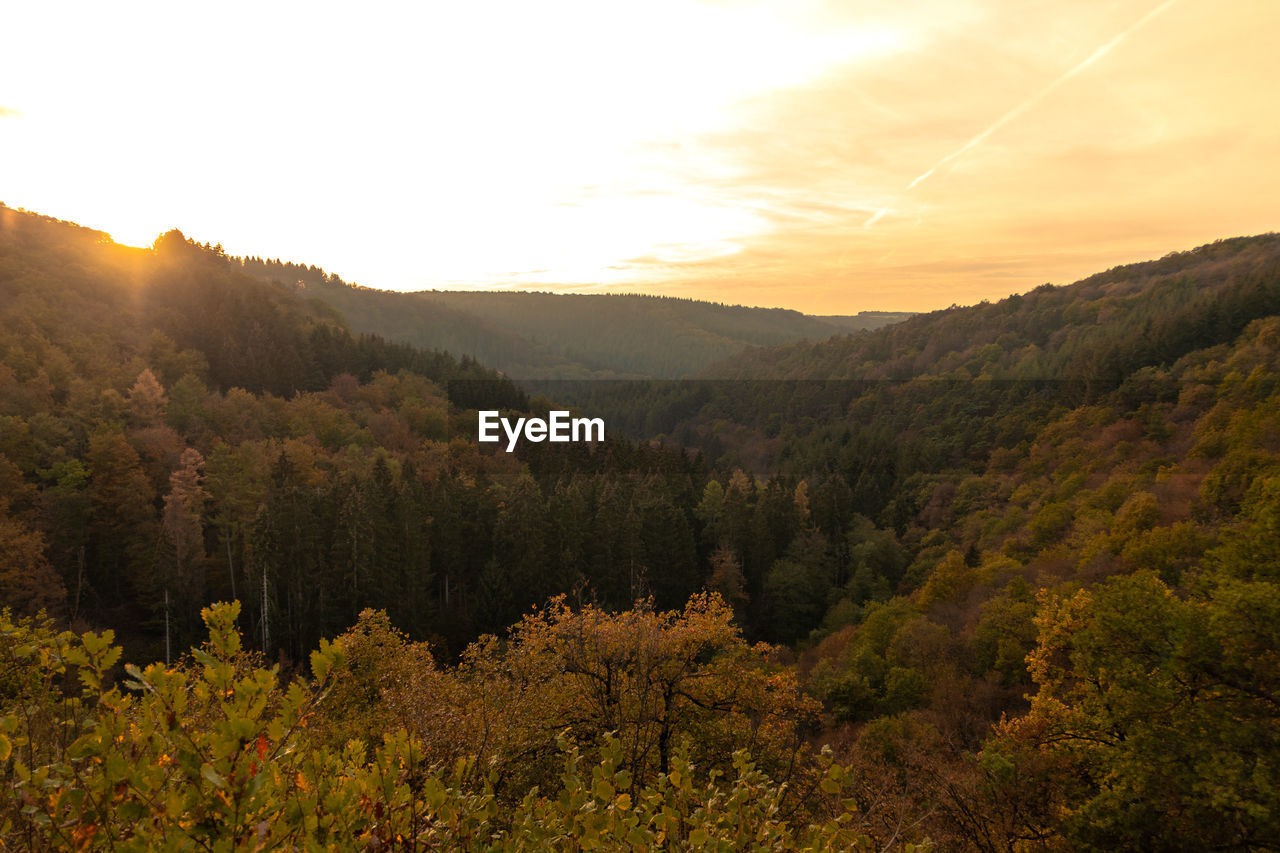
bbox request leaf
[201,764,227,790]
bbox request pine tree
[87,432,159,606]
[160,447,207,643]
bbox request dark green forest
[2,203,1279,850]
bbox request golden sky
[3,0,1277,313]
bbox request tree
[127,368,168,427]
[706,544,748,623]
[166,372,209,438]
[376,593,821,802]
[86,431,158,605]
[990,571,1280,850]
[0,499,65,616]
[159,447,208,644]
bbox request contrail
[905,0,1180,191]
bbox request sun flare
[2,0,1276,311]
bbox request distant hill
[700,233,1280,382]
[549,232,1280,474]
[232,257,912,378]
[814,311,917,332]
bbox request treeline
[151,229,524,405]
[559,234,1280,481]
[0,209,537,658]
[706,233,1280,383]
[237,254,881,378]
[791,328,1280,846]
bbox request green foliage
[7,205,1280,850]
[991,571,1280,850]
[808,599,948,723]
[1211,474,1280,581]
[0,603,924,852]
[969,578,1037,687]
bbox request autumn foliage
[0,600,925,851]
[5,206,1280,849]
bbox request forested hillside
[0,205,710,662]
[2,206,1279,849]
[549,233,1280,848]
[235,256,905,378]
[0,205,909,849]
[707,234,1280,383]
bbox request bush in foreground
[0,602,929,851]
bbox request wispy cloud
[594,0,1266,314]
[4,0,1273,314]
[863,207,891,229]
[906,0,1180,191]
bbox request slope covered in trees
[613,234,1280,848]
[708,233,1280,383]
[559,234,1280,473]
[235,256,909,378]
[508,234,1280,846]
[3,205,1280,849]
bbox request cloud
[4,0,1273,313]
[863,208,891,229]
[573,0,1280,313]
[906,0,1181,191]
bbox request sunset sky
[3,0,1277,313]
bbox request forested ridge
[2,204,1279,849]
[233,256,908,379]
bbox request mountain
[233,256,912,378]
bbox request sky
[2,0,1277,313]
